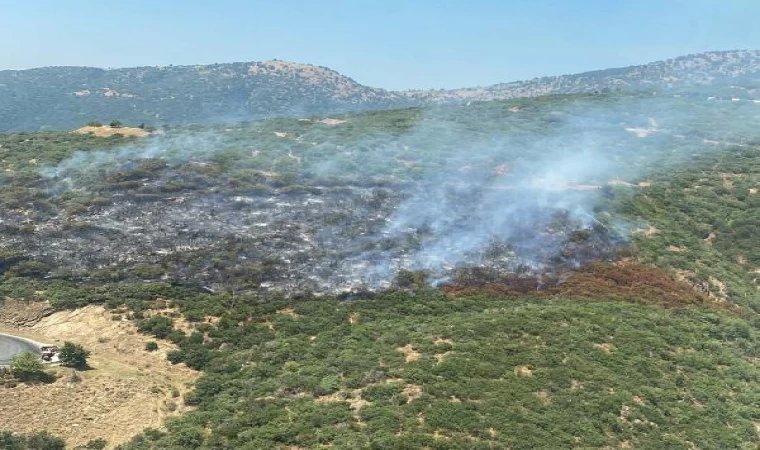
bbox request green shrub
[11,351,45,382]
[58,342,91,369]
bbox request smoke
[42,132,226,181]
[35,93,756,293]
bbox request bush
[11,351,46,382]
[0,430,66,450]
[58,342,91,369]
[109,120,122,128]
[145,341,159,352]
[138,316,175,339]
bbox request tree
[11,351,45,381]
[109,120,123,128]
[59,342,91,369]
[0,431,65,450]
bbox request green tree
[109,120,122,128]
[11,351,45,382]
[0,431,65,450]
[58,342,91,369]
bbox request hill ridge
[2,49,760,132]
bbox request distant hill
[415,49,760,102]
[2,50,760,132]
[0,61,413,132]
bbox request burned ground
[0,92,758,305]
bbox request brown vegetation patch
[557,263,727,310]
[434,351,453,365]
[535,390,551,405]
[433,337,453,345]
[633,224,658,236]
[277,307,299,318]
[594,343,614,353]
[347,395,370,413]
[708,276,728,302]
[445,262,726,311]
[348,312,360,325]
[397,344,421,362]
[668,245,688,253]
[72,126,150,138]
[403,384,423,402]
[315,391,345,404]
[514,366,534,377]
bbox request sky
[1,0,759,90]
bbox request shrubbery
[58,342,91,369]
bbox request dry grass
[0,305,198,449]
[535,390,551,405]
[277,307,299,318]
[434,351,453,365]
[403,384,423,402]
[594,342,615,353]
[72,126,150,138]
[514,366,534,377]
[397,344,421,362]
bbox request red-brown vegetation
[444,262,738,312]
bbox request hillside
[416,49,760,102]
[0,60,412,132]
[0,92,757,448]
[3,50,760,132]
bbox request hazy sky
[2,0,759,90]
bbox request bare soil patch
[397,344,421,362]
[72,126,150,138]
[514,366,534,377]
